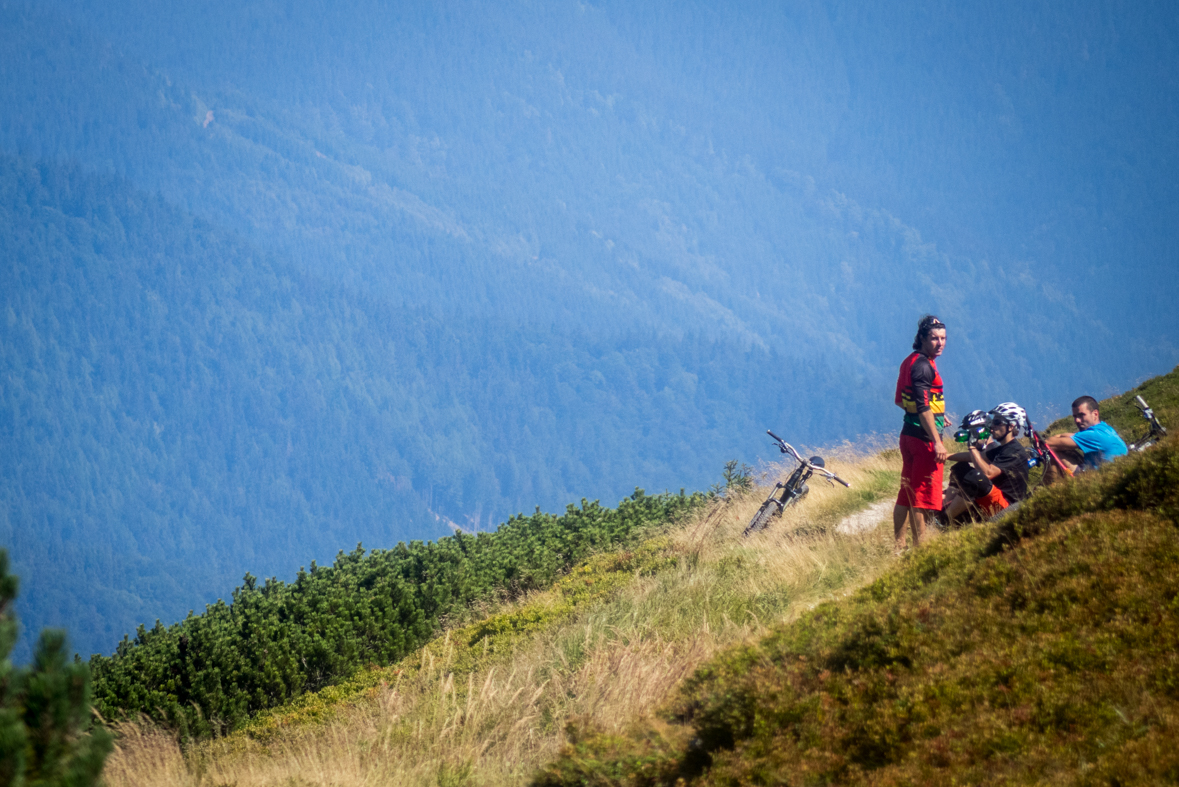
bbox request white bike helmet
[962,409,990,430]
[989,402,1028,434]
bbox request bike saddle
[809,456,825,467]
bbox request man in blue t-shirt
[1044,395,1128,482]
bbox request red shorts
[897,433,943,510]
[973,485,1010,516]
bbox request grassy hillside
[97,367,1178,785]
[89,490,700,738]
[100,450,902,786]
[534,376,1179,786]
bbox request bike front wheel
[743,500,780,537]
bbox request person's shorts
[897,433,943,510]
[973,484,1009,516]
[949,462,1011,516]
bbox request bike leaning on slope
[743,431,850,537]
[1127,396,1167,452]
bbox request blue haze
[1,0,1177,659]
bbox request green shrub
[90,490,702,738]
[240,533,682,739]
[993,433,1179,550]
[0,550,112,786]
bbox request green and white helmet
[989,402,1027,433]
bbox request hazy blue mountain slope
[818,2,1179,267]
[6,1,1173,402]
[31,0,1179,353]
[3,0,1178,659]
[0,156,888,660]
[0,156,444,658]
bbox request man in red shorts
[893,315,947,552]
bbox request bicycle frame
[770,462,814,511]
[742,431,849,537]
[1026,421,1073,479]
[1128,396,1167,452]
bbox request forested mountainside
[4,2,1174,392]
[3,0,1178,662]
[31,0,1179,303]
[0,156,885,661]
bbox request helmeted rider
[943,402,1032,525]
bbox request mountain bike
[743,431,850,537]
[1127,395,1167,452]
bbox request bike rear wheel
[1129,435,1159,452]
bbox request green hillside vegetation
[97,368,1179,786]
[233,458,901,743]
[89,490,700,738]
[237,533,686,741]
[0,551,112,786]
[534,372,1179,786]
[101,452,903,786]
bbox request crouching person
[944,403,1031,526]
[1043,395,1128,483]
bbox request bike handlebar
[766,430,851,487]
[1134,396,1166,435]
[767,430,800,459]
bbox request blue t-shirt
[1072,421,1128,468]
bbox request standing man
[894,315,947,552]
[1043,396,1127,482]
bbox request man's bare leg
[909,508,928,546]
[893,504,907,551]
[1042,448,1081,486]
[945,495,970,527]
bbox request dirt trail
[835,499,893,535]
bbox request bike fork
[769,482,787,510]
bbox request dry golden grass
[103,449,902,787]
[531,434,1179,786]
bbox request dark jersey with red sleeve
[984,440,1031,502]
[895,351,945,441]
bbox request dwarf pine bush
[0,550,112,786]
[90,490,702,738]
